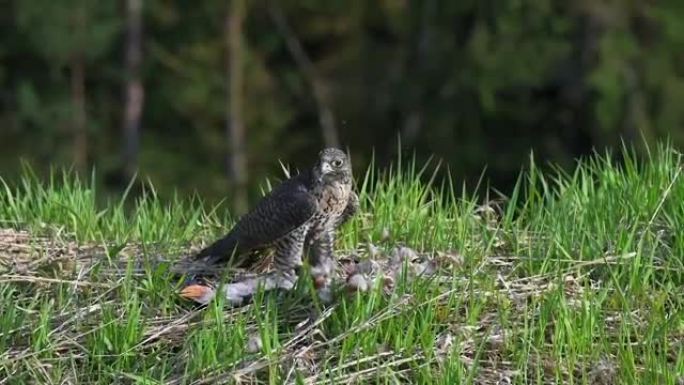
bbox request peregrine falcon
[180,148,358,306]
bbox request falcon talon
[313,275,329,289]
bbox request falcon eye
[331,159,343,168]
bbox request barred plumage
[180,148,358,306]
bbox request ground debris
[335,245,443,295]
[2,227,678,385]
[0,228,99,276]
[246,333,263,354]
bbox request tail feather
[194,232,242,266]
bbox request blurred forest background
[1,0,684,213]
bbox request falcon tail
[192,231,264,270]
[193,232,244,266]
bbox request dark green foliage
[1,0,684,203]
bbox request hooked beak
[317,161,334,182]
[320,161,333,175]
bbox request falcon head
[314,148,352,184]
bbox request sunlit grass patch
[0,143,682,384]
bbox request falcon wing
[194,177,317,266]
[232,181,317,249]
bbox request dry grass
[2,225,675,384]
[1,144,683,384]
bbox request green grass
[0,143,683,384]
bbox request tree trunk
[122,0,144,181]
[268,2,340,149]
[400,0,434,147]
[226,0,248,216]
[70,6,88,173]
[70,51,87,173]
